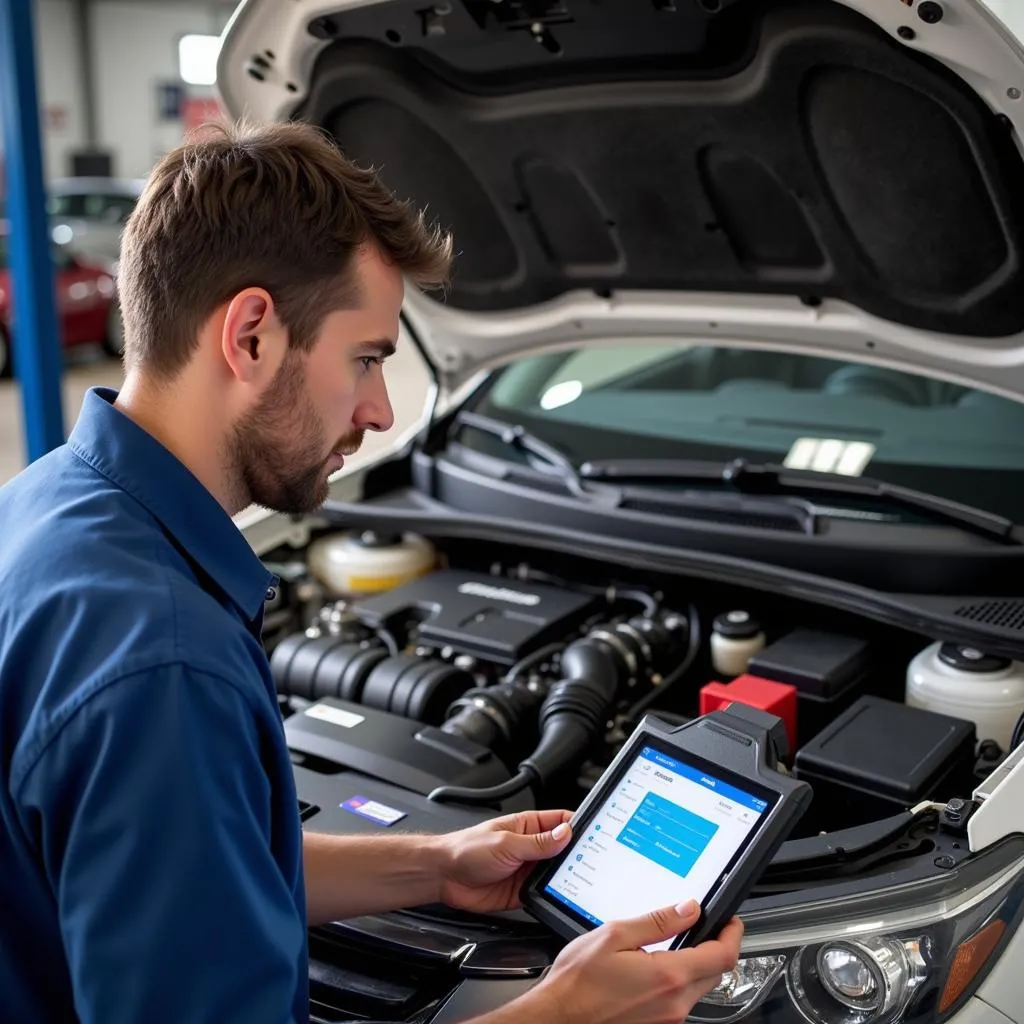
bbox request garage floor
[0,343,431,487]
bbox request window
[179,34,221,87]
[469,344,1024,520]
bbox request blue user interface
[544,747,767,949]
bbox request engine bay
[265,529,1019,842]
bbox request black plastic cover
[351,569,599,665]
[794,695,977,804]
[747,628,872,698]
[284,697,515,796]
[291,763,495,836]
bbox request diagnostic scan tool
[521,704,812,950]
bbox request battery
[794,696,977,829]
[747,629,871,745]
[699,675,798,757]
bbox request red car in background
[0,228,123,378]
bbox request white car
[46,176,145,270]
[217,1,1024,1021]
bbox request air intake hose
[519,614,685,785]
[441,680,543,763]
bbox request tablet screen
[542,744,775,950]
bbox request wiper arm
[452,411,617,504]
[579,457,1018,544]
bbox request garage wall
[0,0,88,183]
[91,0,231,179]
[2,0,231,184]
[36,0,87,182]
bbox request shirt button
[266,587,278,602]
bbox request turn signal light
[938,919,1006,1013]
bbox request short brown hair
[118,118,452,378]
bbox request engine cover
[351,570,599,666]
[293,765,494,837]
[285,697,531,809]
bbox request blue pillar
[0,0,65,463]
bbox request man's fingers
[605,901,701,950]
[669,919,745,981]
[492,808,574,836]
[498,820,573,864]
[529,820,573,859]
[524,809,574,835]
[717,916,745,954]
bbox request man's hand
[303,811,572,924]
[435,809,574,914]
[468,902,744,1024]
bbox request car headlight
[787,936,928,1022]
[688,850,1024,1023]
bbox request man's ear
[221,288,286,383]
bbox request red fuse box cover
[699,674,798,755]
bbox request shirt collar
[68,387,275,623]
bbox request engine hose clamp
[616,622,653,667]
[467,696,513,741]
[588,629,638,677]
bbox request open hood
[217,0,1024,397]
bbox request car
[0,228,122,375]
[216,1,1024,1021]
[46,176,145,269]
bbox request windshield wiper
[453,414,819,531]
[452,411,614,504]
[578,457,1019,544]
[451,417,1015,543]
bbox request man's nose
[355,377,395,433]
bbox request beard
[228,350,364,515]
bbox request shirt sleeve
[15,663,306,1024]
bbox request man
[0,120,742,1023]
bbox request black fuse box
[747,629,870,745]
[794,696,977,830]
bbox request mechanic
[0,119,742,1024]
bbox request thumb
[507,821,573,864]
[611,900,701,950]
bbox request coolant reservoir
[306,530,435,598]
[906,641,1024,751]
[710,610,766,677]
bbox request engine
[272,565,691,816]
[266,530,1020,841]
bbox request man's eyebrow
[360,338,397,359]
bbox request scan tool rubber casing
[520,705,812,949]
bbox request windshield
[465,344,1024,523]
[47,191,137,224]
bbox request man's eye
[359,356,382,371]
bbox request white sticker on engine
[305,703,365,729]
[784,438,876,477]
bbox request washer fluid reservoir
[906,641,1024,751]
[306,530,436,598]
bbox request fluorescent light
[540,379,584,410]
[179,34,221,87]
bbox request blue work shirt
[0,387,308,1023]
